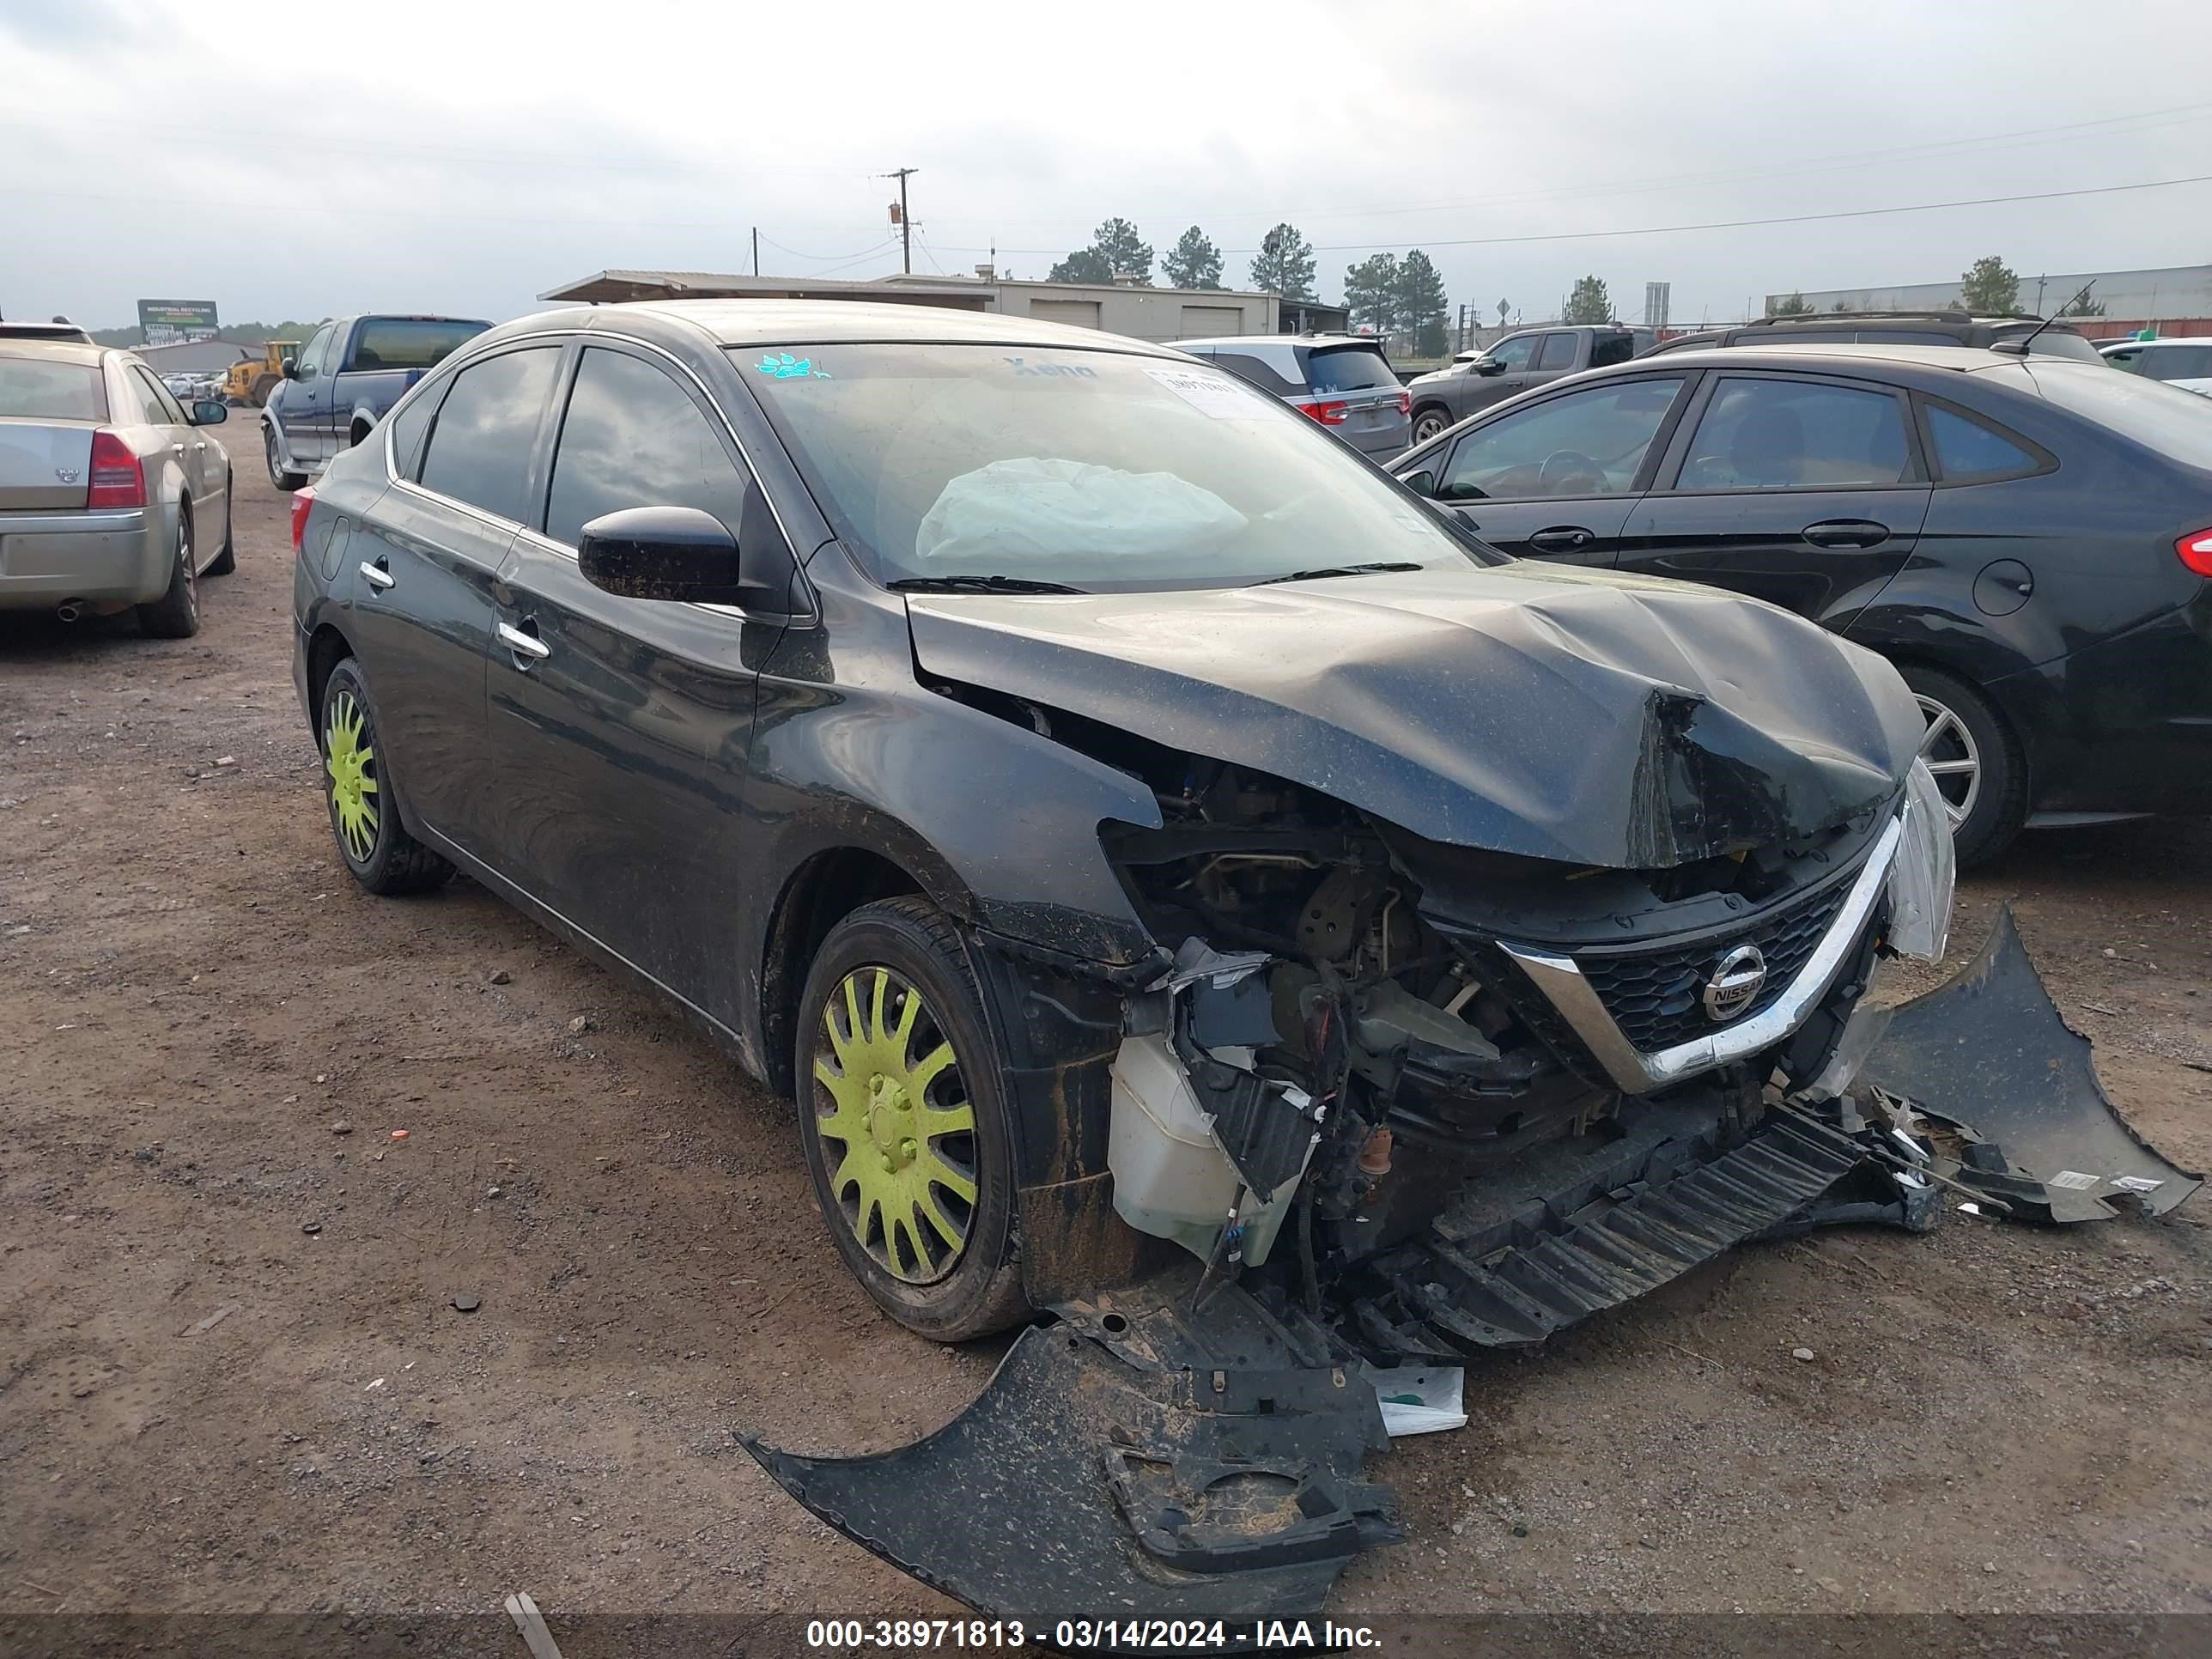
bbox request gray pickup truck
[262,313,489,488]
[1405,323,1653,444]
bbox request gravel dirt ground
[3,445,2209,1637]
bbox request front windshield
[736,343,1484,591]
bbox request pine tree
[1162,227,1224,290]
[1249,224,1317,301]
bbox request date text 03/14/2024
[803,1620,1382,1650]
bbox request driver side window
[1486,333,1540,372]
[1438,377,1684,501]
[295,325,331,380]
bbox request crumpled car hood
[906,562,1925,868]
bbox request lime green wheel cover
[811,966,979,1283]
[325,689,380,861]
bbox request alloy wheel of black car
[1899,663,2027,868]
[795,896,1028,1342]
[318,659,453,896]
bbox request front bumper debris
[742,1274,1400,1622]
[742,908,2197,1625]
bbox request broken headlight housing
[1886,759,1955,963]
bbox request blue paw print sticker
[755,353,830,380]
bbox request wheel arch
[758,844,938,1097]
[304,621,356,728]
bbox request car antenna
[1997,281,2094,356]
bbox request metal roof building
[538,268,1346,343]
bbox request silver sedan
[0,333,234,636]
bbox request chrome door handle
[359,560,394,591]
[498,621,550,663]
[171,443,185,454]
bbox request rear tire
[318,658,453,896]
[1411,405,1452,445]
[794,896,1029,1343]
[204,476,236,575]
[136,507,201,639]
[1896,663,2027,868]
[265,426,306,490]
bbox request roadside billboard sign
[138,300,220,345]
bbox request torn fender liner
[1863,906,2202,1222]
[739,1285,1401,1621]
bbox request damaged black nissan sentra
[289,301,2197,1623]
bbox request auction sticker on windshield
[1145,365,1258,420]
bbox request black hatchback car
[290,301,1954,1356]
[1388,343,2212,863]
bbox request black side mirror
[190,399,228,426]
[578,497,810,622]
[1399,469,1437,498]
[281,357,299,379]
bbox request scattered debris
[1362,1365,1468,1437]
[487,968,512,985]
[453,1292,483,1314]
[566,1015,593,1036]
[389,1129,409,1141]
[503,1590,565,1659]
[214,756,236,769]
[181,1304,240,1337]
[330,1121,353,1136]
[364,1376,386,1391]
[1791,1346,1816,1363]
[300,1220,322,1236]
[486,1184,502,1198]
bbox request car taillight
[2178,527,2212,577]
[290,486,317,555]
[1302,398,1350,426]
[1397,390,1412,417]
[86,430,144,508]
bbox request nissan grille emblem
[55,466,79,484]
[1702,945,1769,1023]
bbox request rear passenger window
[386,380,441,479]
[544,348,750,548]
[1925,404,2040,482]
[1535,333,1579,370]
[1675,379,1911,491]
[129,367,181,425]
[1205,351,1297,397]
[416,346,560,522]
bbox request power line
[921,99,2212,242]
[930,173,2212,259]
[758,232,904,265]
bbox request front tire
[318,659,453,896]
[265,426,306,490]
[204,475,236,575]
[136,507,200,639]
[1897,663,2027,867]
[794,896,1029,1342]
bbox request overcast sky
[4,0,2210,331]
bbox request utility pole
[885,167,918,274]
[751,227,759,277]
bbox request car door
[1619,371,1934,628]
[1447,329,1542,420]
[1405,373,1692,565]
[346,339,564,859]
[490,340,767,1000]
[280,324,335,463]
[125,363,215,522]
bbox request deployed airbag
[914,457,1248,567]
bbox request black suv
[1644,311,2104,363]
